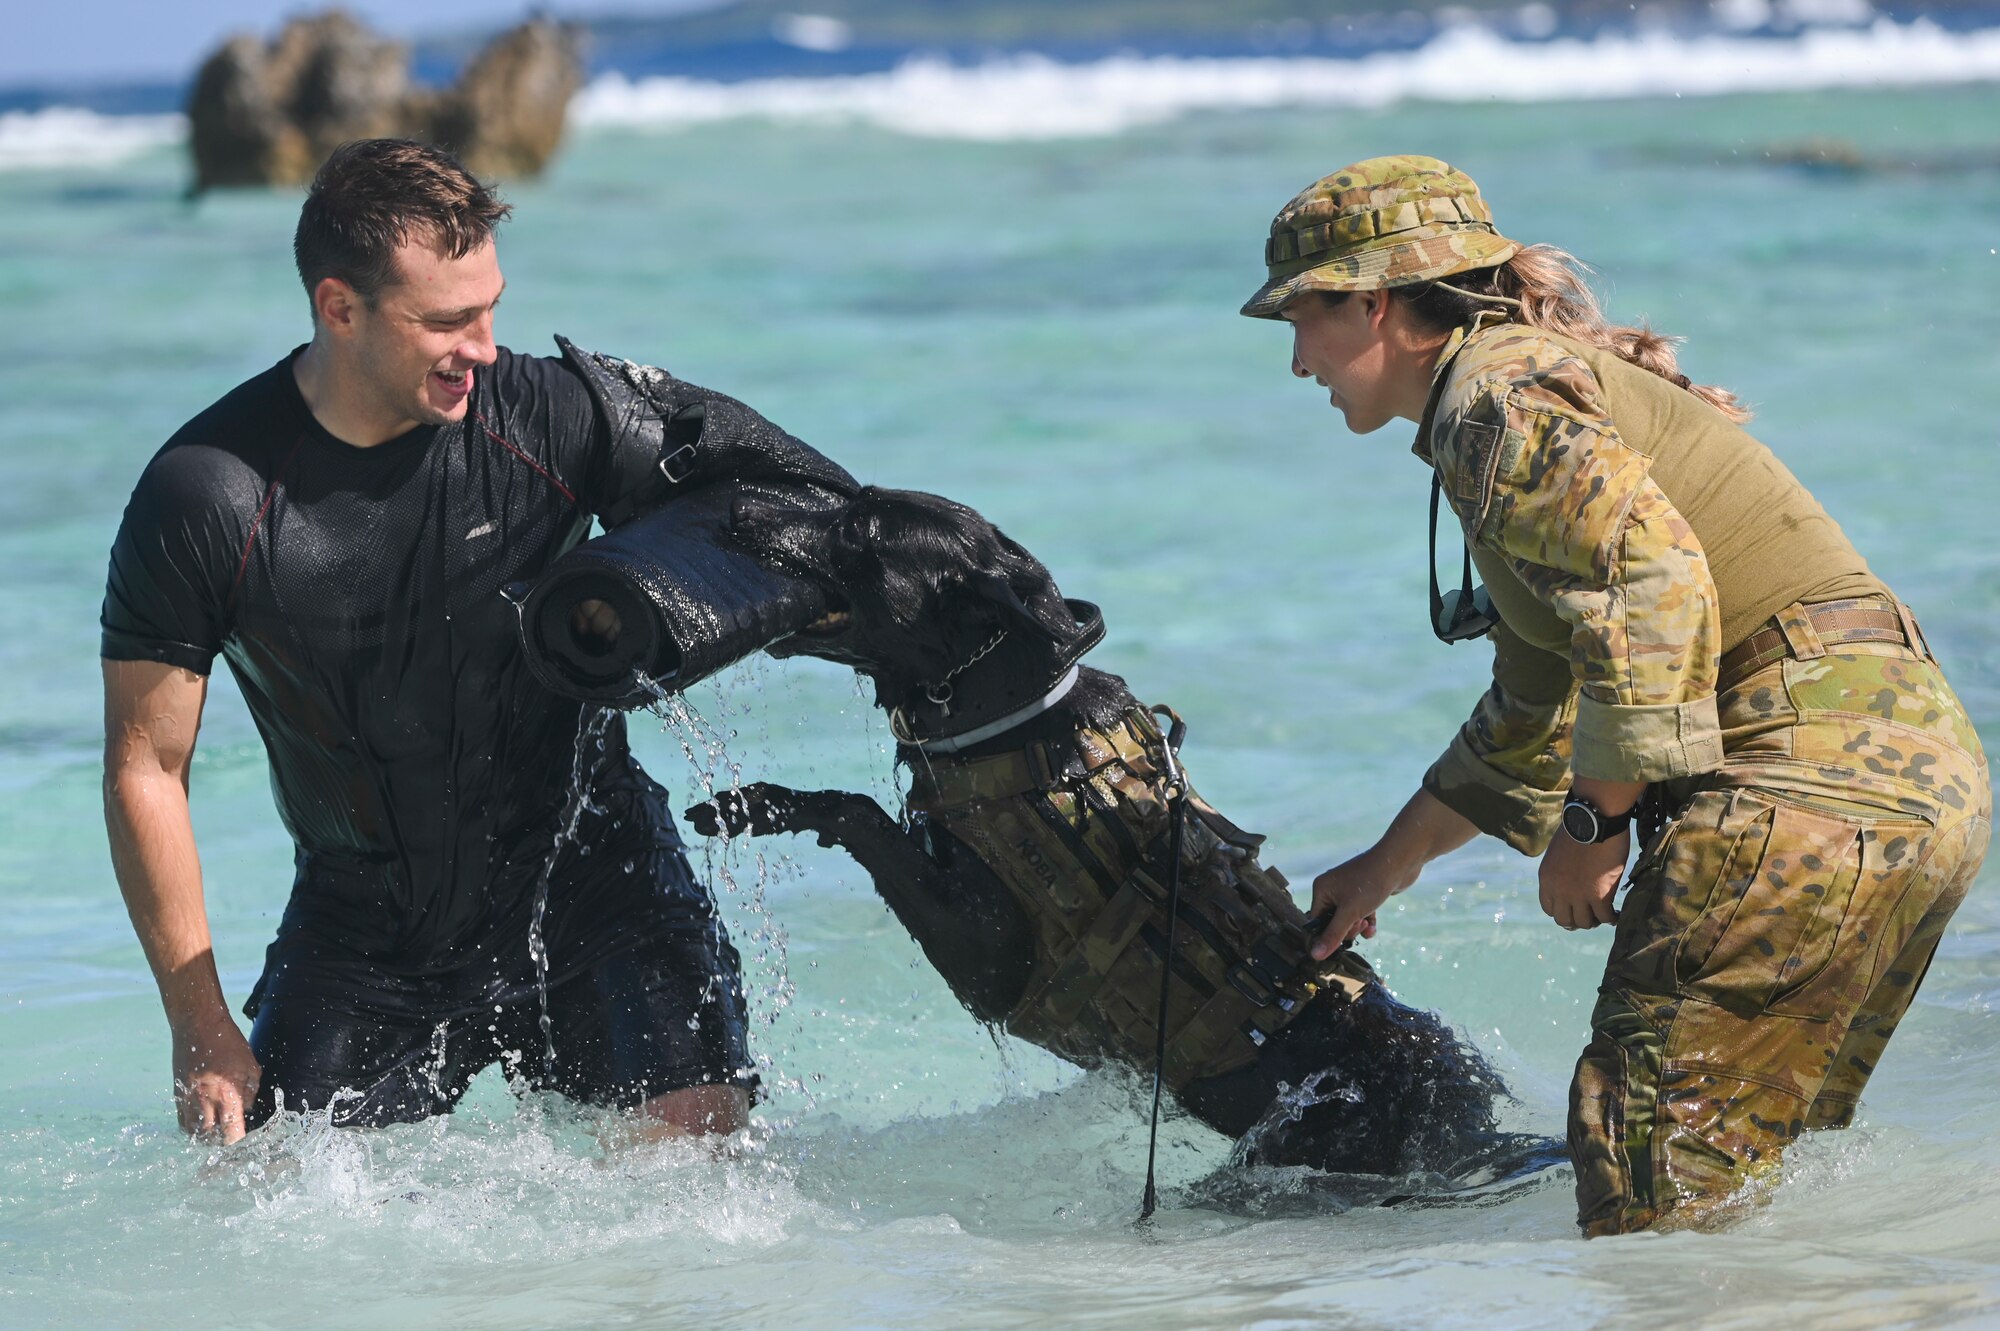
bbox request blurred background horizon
[18,0,1995,90]
[12,0,2000,114]
[9,0,2000,173]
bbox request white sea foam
[5,18,2000,171]
[572,18,2000,140]
[0,106,183,169]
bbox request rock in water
[422,22,585,181]
[186,11,581,193]
[187,13,408,190]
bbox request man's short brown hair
[294,139,512,313]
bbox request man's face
[1281,290,1398,435]
[345,236,504,429]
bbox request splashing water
[1229,1067,1363,1171]
[525,705,614,1070]
[634,663,821,1109]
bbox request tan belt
[1718,596,1929,692]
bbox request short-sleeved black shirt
[103,347,710,998]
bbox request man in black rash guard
[101,139,849,1143]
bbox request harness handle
[1150,704,1187,767]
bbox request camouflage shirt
[1415,320,1727,853]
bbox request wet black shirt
[103,347,709,993]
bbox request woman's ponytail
[1404,244,1752,424]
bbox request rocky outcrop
[416,21,586,182]
[186,10,582,193]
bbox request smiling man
[99,139,841,1143]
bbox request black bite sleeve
[556,336,857,528]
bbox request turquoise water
[4,84,1999,1329]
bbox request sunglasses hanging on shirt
[1429,472,1499,644]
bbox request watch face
[1562,801,1600,843]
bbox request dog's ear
[972,534,1076,645]
[728,495,838,578]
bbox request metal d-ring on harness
[1139,704,1189,1223]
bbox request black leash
[1139,707,1189,1224]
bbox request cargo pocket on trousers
[1678,795,1861,1015]
[1775,811,1960,1021]
[1602,789,1733,987]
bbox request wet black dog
[690,486,1537,1181]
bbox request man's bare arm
[102,658,260,1142]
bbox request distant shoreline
[8,0,2000,114]
[6,13,2000,168]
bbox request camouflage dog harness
[906,706,1373,1089]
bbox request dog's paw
[685,783,797,838]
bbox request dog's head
[729,486,1086,697]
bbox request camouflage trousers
[1570,639,1990,1237]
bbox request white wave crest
[6,18,1999,170]
[0,107,184,170]
[572,18,2000,140]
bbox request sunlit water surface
[3,86,1997,1330]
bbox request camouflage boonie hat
[1240,155,1520,318]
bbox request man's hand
[1537,827,1630,930]
[572,598,622,650]
[171,1012,261,1143]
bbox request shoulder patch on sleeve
[1453,419,1500,508]
[1452,419,1528,517]
[1495,425,1526,477]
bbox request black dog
[691,486,1537,1181]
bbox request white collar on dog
[894,664,1081,755]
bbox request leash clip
[1148,704,1187,796]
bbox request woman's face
[1281,290,1404,435]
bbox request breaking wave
[6,17,2000,170]
[0,106,183,170]
[570,19,2000,140]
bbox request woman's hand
[1307,789,1479,960]
[1537,829,1630,929]
[1537,778,1644,931]
[1309,849,1399,958]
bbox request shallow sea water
[2,83,1998,1330]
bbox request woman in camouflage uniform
[1243,155,1990,1235]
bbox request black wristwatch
[1561,794,1634,845]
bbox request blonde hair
[1397,244,1752,424]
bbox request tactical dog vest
[907,706,1373,1089]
